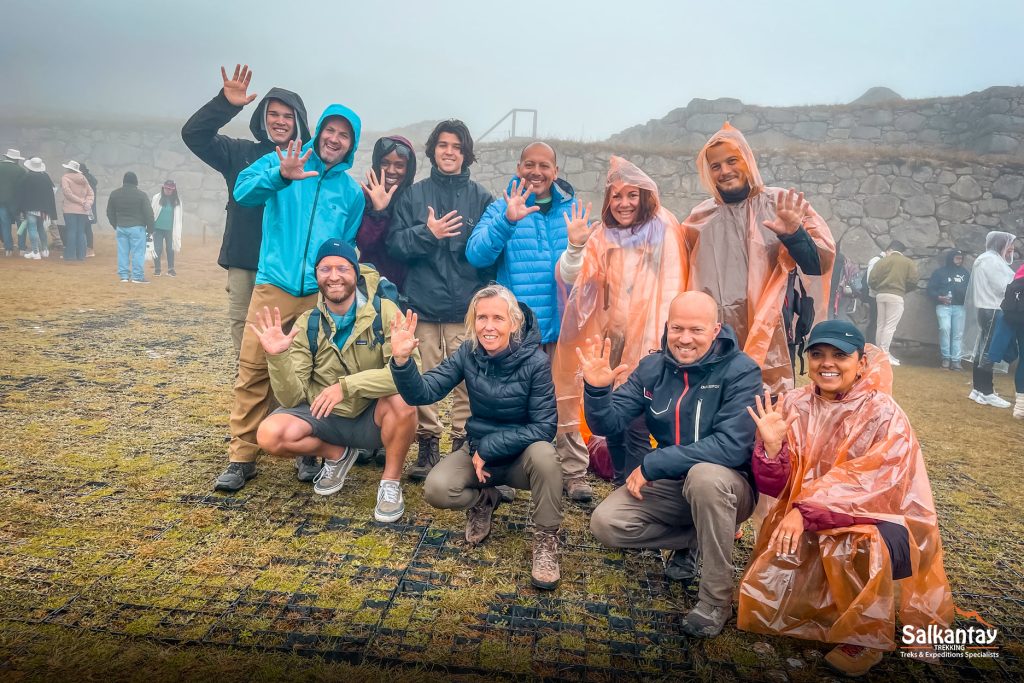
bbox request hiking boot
[978,392,1012,408]
[680,600,730,638]
[409,436,440,481]
[531,528,561,590]
[295,455,320,482]
[313,448,357,496]
[941,358,950,369]
[213,462,256,492]
[465,487,502,545]
[1014,393,1024,419]
[496,485,517,502]
[563,476,594,502]
[824,643,883,677]
[374,480,405,523]
[450,435,466,453]
[664,547,699,582]
[355,448,375,464]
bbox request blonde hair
[464,285,525,350]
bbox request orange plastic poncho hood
[684,124,835,393]
[552,156,689,432]
[737,345,954,650]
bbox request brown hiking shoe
[409,436,440,481]
[531,529,560,589]
[465,487,502,545]
[563,477,594,502]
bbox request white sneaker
[313,448,357,496]
[979,393,1012,409]
[888,355,901,366]
[41,249,49,258]
[1014,393,1024,419]
[24,251,40,260]
[374,480,405,523]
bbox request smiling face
[807,344,866,399]
[315,255,357,309]
[317,116,353,168]
[665,293,721,365]
[378,150,408,191]
[433,132,464,175]
[706,142,749,195]
[265,100,297,145]
[516,143,557,200]
[474,296,517,355]
[608,185,641,227]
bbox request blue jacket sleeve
[583,370,648,437]
[340,190,366,245]
[639,363,762,482]
[477,355,558,465]
[233,150,290,207]
[466,200,515,268]
[387,191,439,260]
[389,349,465,406]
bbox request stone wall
[611,86,1024,157]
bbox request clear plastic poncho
[552,156,689,431]
[737,345,954,650]
[683,124,835,393]
[962,230,1016,364]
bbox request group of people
[105,173,184,282]
[174,63,967,676]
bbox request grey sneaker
[374,480,405,523]
[409,436,440,481]
[664,547,700,582]
[681,600,731,638]
[941,358,950,369]
[563,476,594,502]
[950,360,963,371]
[313,448,357,496]
[465,487,502,545]
[295,455,320,482]
[213,462,256,492]
[531,529,561,590]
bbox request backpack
[1002,278,1024,330]
[306,268,401,358]
[782,269,815,374]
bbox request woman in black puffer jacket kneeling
[389,285,562,589]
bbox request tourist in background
[963,231,1017,408]
[80,162,98,257]
[1000,264,1024,418]
[926,249,970,369]
[151,180,182,277]
[867,240,918,366]
[106,171,154,283]
[19,157,56,260]
[0,149,26,256]
[60,160,94,262]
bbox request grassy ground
[1,234,1023,682]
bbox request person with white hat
[18,157,56,260]
[60,160,94,261]
[0,149,26,256]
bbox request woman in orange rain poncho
[683,123,835,394]
[552,156,688,483]
[737,319,953,677]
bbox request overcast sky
[4,0,1021,141]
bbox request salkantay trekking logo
[900,609,999,660]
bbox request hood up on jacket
[695,122,765,205]
[306,104,362,170]
[944,248,963,268]
[249,87,312,145]
[371,135,417,198]
[606,155,660,203]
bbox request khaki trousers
[423,442,563,529]
[227,267,257,359]
[228,284,317,463]
[416,321,469,440]
[590,463,755,606]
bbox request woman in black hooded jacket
[389,285,563,590]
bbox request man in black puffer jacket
[181,63,310,357]
[386,119,495,480]
[389,286,562,590]
[584,291,762,638]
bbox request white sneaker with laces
[374,480,405,523]
[969,389,983,403]
[979,393,1011,408]
[313,448,356,496]
[888,355,901,366]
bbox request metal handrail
[478,109,538,141]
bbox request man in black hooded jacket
[926,249,970,370]
[585,291,762,639]
[181,63,310,357]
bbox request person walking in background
[19,157,56,260]
[1000,264,1024,418]
[926,249,970,370]
[867,240,918,366]
[106,171,154,283]
[60,160,94,262]
[964,231,1017,408]
[80,162,98,257]
[150,180,182,277]
[0,149,26,256]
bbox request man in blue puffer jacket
[466,142,594,502]
[214,104,365,493]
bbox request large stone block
[903,194,936,216]
[791,121,828,141]
[835,199,864,218]
[857,109,894,126]
[685,113,730,134]
[936,200,973,222]
[950,175,982,201]
[762,109,797,124]
[850,126,882,140]
[947,223,989,253]
[859,175,890,194]
[895,216,940,248]
[864,195,900,219]
[993,174,1024,200]
[839,226,882,263]
[976,198,1010,214]
[894,112,927,131]
[834,178,861,198]
[890,177,925,198]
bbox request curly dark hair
[425,119,475,168]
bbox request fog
[3,0,1021,140]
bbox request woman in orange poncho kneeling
[738,319,953,678]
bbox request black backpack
[783,269,815,374]
[1002,278,1024,330]
[306,268,401,358]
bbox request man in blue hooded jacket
[466,141,593,502]
[214,104,365,492]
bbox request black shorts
[272,402,383,449]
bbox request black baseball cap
[806,320,865,354]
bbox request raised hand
[249,306,299,356]
[575,336,630,388]
[426,206,463,239]
[221,64,258,107]
[563,201,594,246]
[276,140,318,181]
[361,168,398,212]
[762,188,809,236]
[503,178,540,223]
[311,382,344,419]
[745,388,796,458]
[389,309,420,366]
